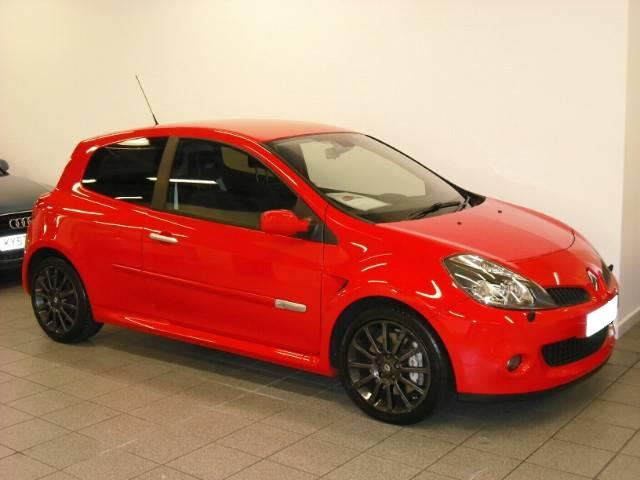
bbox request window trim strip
[151,136,179,210]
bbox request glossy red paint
[23,120,617,395]
[260,209,311,236]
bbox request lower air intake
[541,327,608,367]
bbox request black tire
[338,306,452,424]
[30,257,103,343]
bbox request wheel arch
[328,295,454,382]
[25,247,76,293]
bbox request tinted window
[271,133,477,223]
[82,137,167,205]
[166,138,297,229]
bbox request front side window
[166,138,297,229]
[270,133,476,223]
[82,137,167,205]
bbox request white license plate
[0,233,26,252]
[586,296,618,337]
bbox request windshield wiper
[408,201,463,220]
[460,194,473,210]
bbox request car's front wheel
[338,306,452,424]
[30,257,103,343]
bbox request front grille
[547,287,590,307]
[0,211,31,236]
[541,326,609,367]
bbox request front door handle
[149,232,178,244]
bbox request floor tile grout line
[0,358,62,378]
[226,409,356,477]
[159,397,304,479]
[5,391,85,417]
[399,361,637,480]
[4,289,640,479]
[59,447,160,479]
[65,413,242,475]
[5,366,636,479]
[16,428,137,471]
[408,465,460,480]
[0,430,73,458]
[73,356,324,478]
[550,416,638,453]
[309,421,455,479]
[487,362,635,480]
[129,464,198,480]
[31,367,635,480]
[591,419,640,479]
[211,392,383,479]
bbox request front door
[141,138,324,354]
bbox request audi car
[21,120,618,424]
[0,159,50,271]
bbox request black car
[0,159,50,270]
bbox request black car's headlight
[443,254,556,309]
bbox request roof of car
[157,119,353,142]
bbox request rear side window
[82,137,167,205]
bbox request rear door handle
[149,232,178,244]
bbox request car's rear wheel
[30,257,102,343]
[338,306,451,424]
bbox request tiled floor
[1,269,640,480]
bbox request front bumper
[0,249,24,270]
[436,295,616,395]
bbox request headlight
[443,254,556,309]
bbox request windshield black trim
[366,134,484,209]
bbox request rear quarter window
[81,137,167,205]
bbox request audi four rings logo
[8,216,31,230]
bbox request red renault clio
[22,120,618,424]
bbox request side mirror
[0,159,9,172]
[260,210,310,237]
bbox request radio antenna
[135,74,159,125]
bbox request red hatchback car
[23,120,618,424]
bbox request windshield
[270,133,476,223]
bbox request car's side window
[165,138,298,229]
[82,137,168,206]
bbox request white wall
[0,0,635,322]
[620,0,640,333]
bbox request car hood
[383,198,575,262]
[0,174,50,215]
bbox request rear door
[141,137,325,354]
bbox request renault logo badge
[587,270,599,291]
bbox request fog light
[608,323,616,337]
[506,354,522,372]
